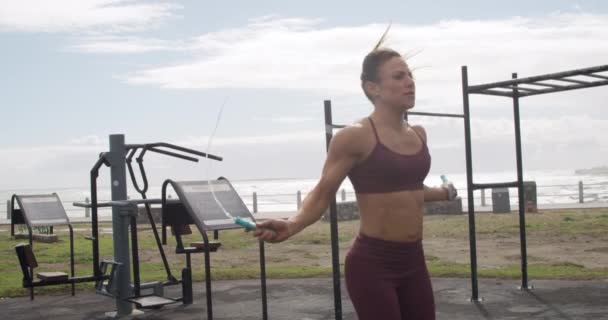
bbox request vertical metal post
[579,181,584,203]
[341,189,346,202]
[85,197,90,218]
[462,66,480,301]
[512,73,530,290]
[259,240,268,320]
[481,189,486,207]
[6,200,9,220]
[253,192,258,213]
[108,134,133,316]
[324,100,342,320]
[297,191,302,210]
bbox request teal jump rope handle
[440,174,448,184]
[234,217,257,231]
[234,217,278,240]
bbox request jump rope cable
[204,99,275,234]
[205,97,233,219]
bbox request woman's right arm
[255,126,363,242]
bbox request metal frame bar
[511,73,530,290]
[323,100,343,320]
[468,65,608,97]
[462,63,608,300]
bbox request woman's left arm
[424,185,450,201]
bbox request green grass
[1,207,607,298]
[423,208,608,236]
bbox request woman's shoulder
[330,118,375,153]
[335,117,372,139]
[410,124,427,143]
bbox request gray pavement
[1,277,607,319]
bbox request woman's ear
[364,81,380,99]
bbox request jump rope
[204,100,266,232]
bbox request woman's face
[373,57,416,109]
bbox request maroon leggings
[345,234,435,320]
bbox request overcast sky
[1,0,607,190]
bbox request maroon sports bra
[347,118,431,194]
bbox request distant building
[575,166,608,175]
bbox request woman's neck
[370,106,408,130]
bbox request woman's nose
[406,77,415,88]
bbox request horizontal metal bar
[586,73,608,81]
[468,64,608,92]
[127,143,223,161]
[408,111,465,118]
[525,82,564,89]
[474,79,608,98]
[148,148,198,162]
[326,124,346,134]
[472,181,519,190]
[147,147,199,162]
[473,89,515,97]
[556,78,590,85]
[25,275,108,288]
[504,85,542,93]
[518,80,608,97]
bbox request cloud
[111,13,608,101]
[71,35,188,53]
[0,132,327,189]
[177,130,322,148]
[0,0,180,33]
[251,116,315,124]
[69,135,106,146]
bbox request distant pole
[481,189,486,207]
[6,200,10,220]
[85,197,90,218]
[341,189,346,202]
[297,191,302,210]
[579,181,584,203]
[253,192,258,213]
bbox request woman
[254,46,456,320]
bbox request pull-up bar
[468,64,608,97]
[462,63,608,302]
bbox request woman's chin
[403,103,415,110]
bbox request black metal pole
[259,240,268,320]
[27,223,34,300]
[90,155,107,278]
[69,225,75,296]
[324,100,342,320]
[161,180,172,245]
[10,195,16,237]
[130,215,141,297]
[202,231,213,320]
[462,66,480,301]
[512,73,530,290]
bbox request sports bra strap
[411,126,427,145]
[368,117,379,142]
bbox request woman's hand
[444,183,458,200]
[254,219,292,243]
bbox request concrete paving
[1,277,607,319]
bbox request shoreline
[1,202,607,226]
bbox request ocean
[1,169,607,220]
